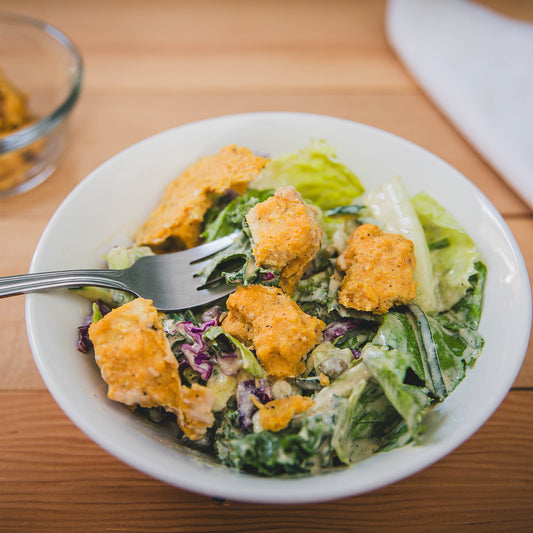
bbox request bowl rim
[25,112,532,503]
[0,11,83,154]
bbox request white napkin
[386,0,533,208]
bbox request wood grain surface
[1,1,532,531]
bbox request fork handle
[0,269,129,298]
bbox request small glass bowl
[0,12,82,198]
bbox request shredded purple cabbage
[180,344,213,381]
[260,271,276,282]
[323,320,359,342]
[236,379,272,430]
[323,321,363,359]
[350,348,361,359]
[76,301,111,353]
[162,319,180,336]
[176,320,217,381]
[77,316,93,353]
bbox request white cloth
[386,0,533,208]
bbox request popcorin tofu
[245,186,322,295]
[0,69,31,133]
[221,284,325,378]
[336,223,417,315]
[252,394,315,432]
[88,297,215,440]
[134,145,268,250]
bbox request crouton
[221,285,325,378]
[245,186,322,295]
[336,223,416,314]
[89,298,215,440]
[134,145,268,250]
[252,394,314,432]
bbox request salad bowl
[25,112,531,503]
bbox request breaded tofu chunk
[0,69,30,133]
[245,186,322,295]
[252,394,314,432]
[88,298,215,440]
[221,285,325,378]
[134,145,268,250]
[336,223,416,314]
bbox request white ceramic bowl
[26,112,531,503]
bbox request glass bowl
[0,12,82,197]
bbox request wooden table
[1,1,532,530]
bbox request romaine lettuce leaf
[205,326,265,378]
[104,244,154,270]
[215,412,334,476]
[428,261,486,391]
[368,288,485,405]
[331,380,409,464]
[250,140,365,210]
[444,261,486,330]
[361,344,430,438]
[198,230,280,287]
[199,189,283,286]
[202,188,274,242]
[413,192,481,311]
[293,267,341,321]
[72,244,154,308]
[370,311,425,381]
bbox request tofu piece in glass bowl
[0,12,82,197]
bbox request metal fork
[0,233,239,311]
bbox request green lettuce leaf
[205,326,265,378]
[104,244,154,270]
[413,192,482,310]
[312,363,408,462]
[361,344,430,438]
[199,189,282,286]
[369,292,485,404]
[215,412,334,476]
[443,261,487,330]
[427,261,487,393]
[251,140,365,210]
[202,188,275,242]
[370,311,425,380]
[293,267,340,321]
[198,230,280,287]
[331,380,410,464]
[71,244,154,307]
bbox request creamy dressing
[311,363,370,416]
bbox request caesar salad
[76,140,486,476]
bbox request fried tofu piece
[0,69,31,133]
[134,145,268,250]
[336,223,416,314]
[252,394,314,432]
[221,285,325,378]
[245,186,322,295]
[0,70,42,193]
[89,298,215,440]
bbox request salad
[77,140,486,477]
